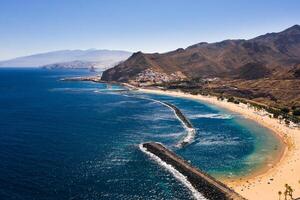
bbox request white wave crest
[179,128,196,147]
[105,100,139,107]
[50,88,97,92]
[188,113,232,120]
[94,88,128,93]
[143,132,185,138]
[132,113,175,122]
[195,136,240,146]
[139,144,207,200]
[141,97,196,147]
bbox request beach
[138,87,300,200]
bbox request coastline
[136,87,300,200]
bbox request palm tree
[283,184,294,200]
[279,191,282,200]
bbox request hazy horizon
[1,24,299,62]
[0,49,132,61]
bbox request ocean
[0,68,281,200]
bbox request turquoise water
[0,68,281,199]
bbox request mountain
[41,60,97,70]
[101,25,300,109]
[0,49,132,69]
[102,25,300,82]
[40,59,125,71]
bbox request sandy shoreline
[137,87,300,200]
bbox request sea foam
[188,113,232,120]
[140,97,196,147]
[139,144,207,200]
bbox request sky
[0,0,299,60]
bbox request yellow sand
[138,87,300,200]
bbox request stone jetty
[142,142,246,200]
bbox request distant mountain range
[102,25,300,108]
[41,60,98,71]
[0,49,132,69]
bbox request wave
[188,113,232,120]
[195,136,240,146]
[139,144,207,200]
[50,88,99,92]
[131,112,175,122]
[105,100,140,107]
[50,87,128,94]
[94,88,129,93]
[138,97,196,148]
[143,132,185,138]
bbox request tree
[281,107,290,114]
[227,97,235,103]
[283,184,294,200]
[285,120,290,126]
[292,109,300,116]
[234,100,240,104]
[278,191,282,200]
[190,91,198,95]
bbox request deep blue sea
[0,68,281,200]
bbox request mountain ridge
[102,25,300,82]
[0,49,132,68]
[101,25,300,109]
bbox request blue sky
[0,0,299,60]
